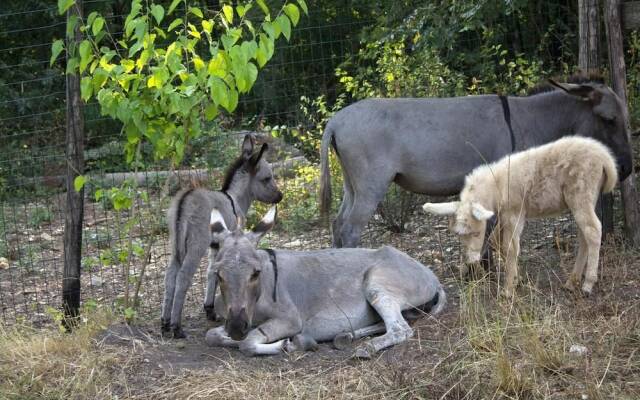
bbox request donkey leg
[239,317,302,356]
[169,248,205,338]
[203,249,218,321]
[285,334,319,352]
[573,209,602,295]
[564,229,588,292]
[333,322,386,350]
[205,326,240,348]
[340,179,392,248]
[355,291,413,359]
[332,182,353,248]
[161,255,180,336]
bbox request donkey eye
[262,176,271,183]
[250,270,261,280]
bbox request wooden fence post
[579,0,615,237]
[605,0,640,245]
[62,0,85,326]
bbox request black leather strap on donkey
[263,248,278,302]
[499,95,517,152]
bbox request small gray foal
[161,135,282,338]
[205,206,446,358]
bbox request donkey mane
[526,72,606,96]
[221,156,247,192]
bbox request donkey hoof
[354,344,375,359]
[333,332,354,350]
[204,305,217,321]
[160,318,171,336]
[563,279,579,293]
[581,286,593,297]
[171,324,186,339]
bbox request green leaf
[208,76,229,108]
[92,16,105,36]
[92,68,108,91]
[222,5,234,24]
[151,4,165,24]
[78,40,93,72]
[246,62,258,88]
[236,5,246,18]
[73,175,87,192]
[66,14,79,38]
[94,189,104,201]
[276,15,291,41]
[168,0,182,15]
[86,11,98,27]
[167,18,183,32]
[66,57,79,74]
[189,6,203,19]
[297,0,308,15]
[202,19,213,33]
[80,76,93,100]
[50,40,64,66]
[58,0,75,15]
[226,89,238,112]
[204,102,218,120]
[284,4,300,26]
[255,46,267,67]
[261,22,275,39]
[256,0,269,15]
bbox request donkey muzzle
[226,308,250,341]
[618,154,632,182]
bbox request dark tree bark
[605,0,640,245]
[62,0,85,328]
[579,0,615,237]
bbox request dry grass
[0,309,140,400]
[0,241,639,399]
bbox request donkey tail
[430,285,447,316]
[602,153,618,194]
[319,124,334,218]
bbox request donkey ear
[471,202,494,221]
[548,79,600,103]
[250,143,269,167]
[210,208,231,244]
[247,206,276,244]
[241,134,255,160]
[422,201,459,216]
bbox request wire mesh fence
[0,0,628,327]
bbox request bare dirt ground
[1,186,639,399]
[86,209,640,399]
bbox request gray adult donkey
[320,75,633,248]
[205,206,446,358]
[161,134,283,338]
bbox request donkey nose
[274,191,283,203]
[227,307,249,340]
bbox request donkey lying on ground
[320,75,633,248]
[423,136,618,297]
[204,206,446,358]
[161,135,283,338]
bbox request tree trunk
[62,0,85,328]
[579,0,615,237]
[605,0,640,245]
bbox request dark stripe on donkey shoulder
[175,188,195,262]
